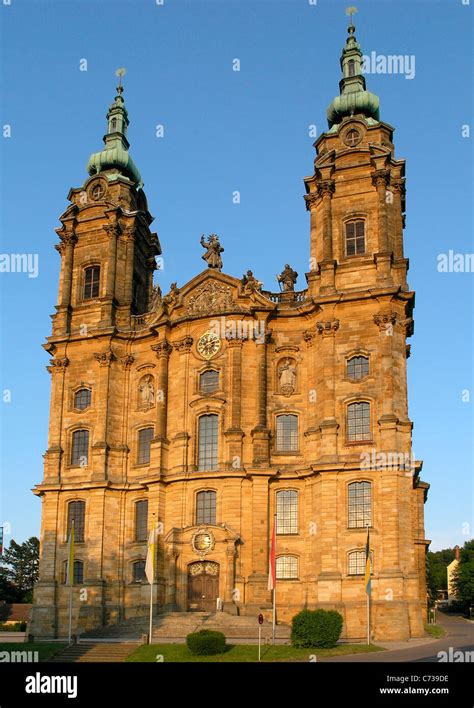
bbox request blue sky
[0,0,472,553]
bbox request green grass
[424,623,446,639]
[126,642,384,663]
[0,642,67,662]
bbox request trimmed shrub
[291,609,343,648]
[186,629,227,655]
[0,622,27,632]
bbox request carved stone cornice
[373,312,397,331]
[54,232,78,256]
[304,192,319,212]
[172,336,193,353]
[121,225,137,241]
[94,350,116,367]
[119,354,135,369]
[102,223,121,238]
[371,169,391,189]
[48,356,69,373]
[391,178,406,196]
[316,320,340,337]
[317,179,336,198]
[152,341,173,358]
[226,336,246,347]
[303,330,317,347]
[146,256,158,272]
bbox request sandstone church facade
[30,21,429,641]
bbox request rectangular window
[198,415,218,471]
[137,427,153,464]
[135,499,148,542]
[67,501,85,543]
[347,402,371,442]
[83,266,100,299]
[345,221,365,256]
[196,491,216,525]
[276,415,298,452]
[276,490,298,534]
[348,482,372,528]
[71,430,89,466]
[276,556,298,580]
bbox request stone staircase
[80,611,291,645]
[48,642,139,663]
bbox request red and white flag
[268,521,276,591]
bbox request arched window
[63,559,84,585]
[348,59,355,77]
[276,555,298,580]
[348,550,372,576]
[200,370,219,394]
[276,490,298,534]
[347,355,369,380]
[348,482,372,528]
[71,430,89,466]
[347,402,371,442]
[135,500,148,542]
[74,388,91,410]
[345,220,365,256]
[198,414,218,471]
[196,491,216,525]
[137,427,154,464]
[132,560,146,582]
[83,266,100,299]
[275,414,298,452]
[67,500,85,542]
[110,117,117,131]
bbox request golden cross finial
[115,67,127,92]
[346,6,358,25]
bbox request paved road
[321,612,474,662]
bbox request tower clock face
[197,331,221,360]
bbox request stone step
[49,643,138,663]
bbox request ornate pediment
[185,279,239,316]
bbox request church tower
[31,19,428,643]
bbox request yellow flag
[66,520,75,586]
[145,521,155,584]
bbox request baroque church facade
[31,22,429,641]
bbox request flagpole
[148,515,156,645]
[149,576,153,645]
[272,512,276,645]
[67,519,74,645]
[367,590,370,645]
[68,583,73,645]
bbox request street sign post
[258,613,264,661]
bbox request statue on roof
[241,270,263,294]
[200,234,224,271]
[277,264,298,292]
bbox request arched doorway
[187,561,220,612]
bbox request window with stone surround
[348,549,373,576]
[83,265,100,299]
[135,499,148,542]
[276,555,298,580]
[276,490,298,534]
[346,402,371,442]
[348,482,372,528]
[67,500,85,542]
[137,427,154,464]
[71,429,89,466]
[62,559,84,585]
[74,388,91,410]
[345,219,366,256]
[198,414,218,471]
[199,370,219,395]
[275,414,298,452]
[195,490,216,525]
[347,355,369,380]
[132,560,146,583]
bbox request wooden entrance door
[187,561,220,611]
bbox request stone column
[100,222,120,328]
[92,348,116,481]
[391,178,406,261]
[122,225,136,307]
[372,169,392,282]
[316,320,339,458]
[54,222,77,335]
[150,340,173,474]
[164,551,178,610]
[44,356,69,482]
[247,474,270,605]
[251,329,270,464]
[146,256,157,311]
[318,179,336,293]
[224,337,244,468]
[373,312,398,451]
[225,543,237,603]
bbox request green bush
[186,629,227,655]
[291,609,343,648]
[0,622,27,632]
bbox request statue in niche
[138,375,155,407]
[241,270,263,293]
[200,233,224,271]
[277,264,298,292]
[278,358,297,396]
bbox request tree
[426,547,455,607]
[0,537,39,602]
[452,540,474,612]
